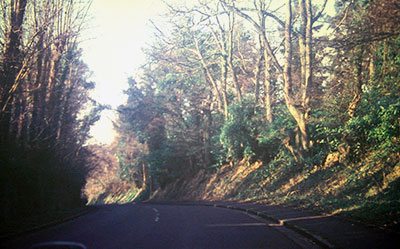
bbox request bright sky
[82,0,336,145]
[82,0,170,144]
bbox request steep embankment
[151,150,400,232]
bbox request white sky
[82,0,336,145]
[82,0,170,144]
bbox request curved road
[4,203,320,249]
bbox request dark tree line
[0,0,100,221]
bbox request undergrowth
[152,147,400,232]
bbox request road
[3,203,320,249]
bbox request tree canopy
[115,0,400,207]
[0,0,101,221]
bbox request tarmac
[196,201,400,249]
[4,201,399,249]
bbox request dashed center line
[152,208,160,222]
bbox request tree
[0,0,28,144]
[282,0,313,155]
[0,0,97,221]
[223,0,326,157]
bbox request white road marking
[207,223,267,227]
[152,207,160,222]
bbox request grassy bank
[152,149,400,232]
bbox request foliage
[0,0,96,222]
[111,1,400,231]
[219,99,260,162]
[258,106,297,161]
[344,88,400,158]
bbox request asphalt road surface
[4,203,320,249]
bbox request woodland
[0,0,104,227]
[1,0,400,232]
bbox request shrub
[219,99,261,162]
[343,88,400,160]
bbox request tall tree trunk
[203,107,212,167]
[219,43,229,120]
[226,3,281,123]
[31,33,45,142]
[348,47,364,118]
[298,0,307,95]
[283,0,312,155]
[46,39,64,104]
[193,34,226,118]
[303,0,313,122]
[256,7,274,123]
[210,17,231,119]
[227,0,313,155]
[227,12,242,102]
[253,38,263,105]
[0,0,28,144]
[283,0,294,119]
[264,50,273,123]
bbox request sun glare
[82,0,167,144]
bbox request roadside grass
[253,151,400,232]
[152,148,400,232]
[99,187,140,204]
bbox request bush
[258,105,296,162]
[343,90,400,159]
[219,99,261,162]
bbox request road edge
[1,206,97,241]
[145,201,338,249]
[209,203,337,249]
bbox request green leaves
[340,87,400,161]
[219,99,260,162]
